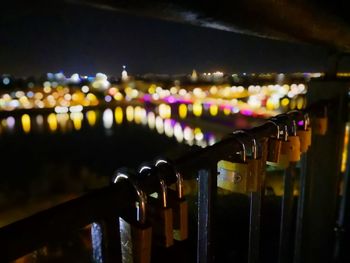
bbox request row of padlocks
[110,110,328,262]
[112,159,188,263]
[217,111,325,194]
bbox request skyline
[1,2,350,77]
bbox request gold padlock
[217,138,248,193]
[313,106,328,135]
[296,113,312,153]
[155,159,188,241]
[138,165,174,248]
[287,120,301,162]
[114,172,152,263]
[246,137,262,192]
[266,120,282,164]
[278,125,291,168]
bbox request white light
[103,109,113,129]
[2,77,10,85]
[69,105,83,113]
[81,85,89,93]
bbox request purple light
[240,109,253,116]
[142,94,152,102]
[164,96,176,104]
[298,120,304,126]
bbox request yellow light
[159,104,171,119]
[70,112,83,130]
[126,106,134,122]
[115,107,123,124]
[48,113,58,132]
[114,92,123,101]
[296,97,304,110]
[281,98,290,107]
[134,106,142,124]
[21,114,31,133]
[193,102,202,117]
[341,123,350,173]
[209,104,218,116]
[86,110,97,126]
[223,107,231,116]
[148,84,156,94]
[178,104,187,119]
[290,99,296,110]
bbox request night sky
[0,2,346,77]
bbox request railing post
[293,153,308,263]
[300,80,348,263]
[91,217,122,263]
[334,123,350,262]
[248,138,268,263]
[278,163,296,263]
[197,167,216,263]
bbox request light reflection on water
[0,104,219,147]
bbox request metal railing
[0,91,349,263]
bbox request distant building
[190,69,198,82]
[121,65,129,82]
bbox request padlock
[155,159,188,241]
[247,138,262,192]
[278,125,291,169]
[138,165,174,248]
[313,106,328,135]
[296,113,312,153]
[113,172,152,263]
[266,119,282,164]
[287,120,301,162]
[217,138,248,193]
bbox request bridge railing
[0,81,349,263]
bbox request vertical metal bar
[334,125,350,262]
[91,222,104,263]
[197,168,214,263]
[302,81,347,263]
[248,191,261,263]
[91,218,122,263]
[293,153,308,263]
[248,138,268,263]
[278,163,296,263]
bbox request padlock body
[217,159,248,193]
[267,137,282,163]
[147,197,174,248]
[286,136,301,162]
[247,158,261,192]
[297,129,311,153]
[313,117,327,135]
[167,189,188,241]
[120,217,152,263]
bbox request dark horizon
[2,2,350,77]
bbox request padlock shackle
[155,158,184,199]
[301,113,310,130]
[292,120,297,136]
[283,125,289,141]
[267,119,280,139]
[114,172,147,224]
[241,130,259,160]
[232,131,247,162]
[138,164,168,208]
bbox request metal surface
[334,126,350,262]
[197,168,215,263]
[293,154,308,263]
[278,163,296,263]
[302,81,348,263]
